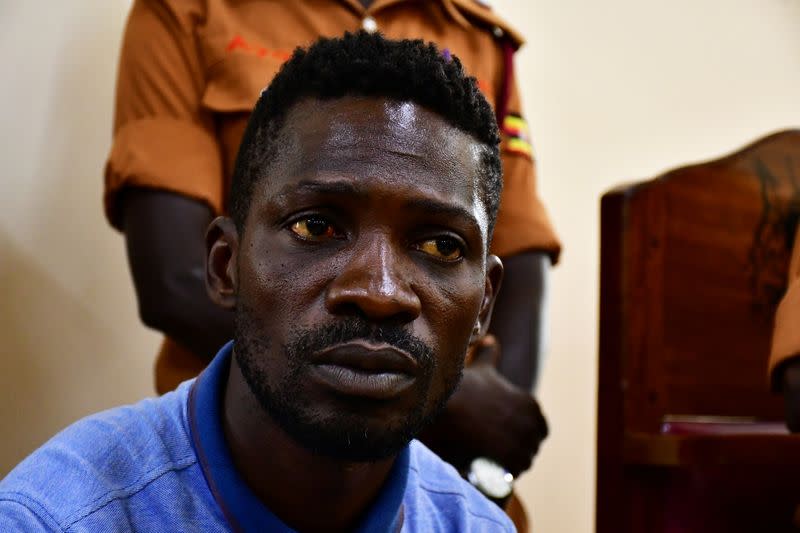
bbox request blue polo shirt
[0,342,514,532]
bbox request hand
[782,358,800,432]
[420,335,548,477]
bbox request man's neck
[222,356,396,532]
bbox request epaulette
[448,0,525,50]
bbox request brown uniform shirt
[104,0,561,393]
[769,227,800,390]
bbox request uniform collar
[338,0,470,28]
[188,341,409,533]
[338,0,410,15]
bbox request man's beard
[234,308,464,462]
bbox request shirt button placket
[362,15,378,33]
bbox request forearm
[489,251,549,391]
[138,267,234,359]
[782,357,800,432]
[122,188,234,359]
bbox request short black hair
[229,31,502,240]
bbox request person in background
[106,1,559,526]
[768,228,800,430]
[2,33,517,531]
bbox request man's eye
[290,217,338,240]
[415,238,463,261]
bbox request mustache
[286,318,435,366]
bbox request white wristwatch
[467,457,514,503]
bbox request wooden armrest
[623,431,800,466]
[660,417,788,436]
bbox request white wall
[0,0,157,474]
[1,1,799,532]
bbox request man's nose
[325,236,422,323]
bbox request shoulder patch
[502,114,533,159]
[449,0,525,49]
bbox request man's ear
[469,254,504,344]
[206,216,239,310]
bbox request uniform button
[493,26,504,38]
[362,16,378,33]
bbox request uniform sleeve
[104,0,223,230]
[768,226,800,391]
[490,71,561,263]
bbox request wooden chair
[597,130,800,532]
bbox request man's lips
[309,341,419,399]
[312,340,419,375]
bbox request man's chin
[303,432,412,463]
[272,411,428,462]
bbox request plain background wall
[1,1,798,531]
[0,0,158,477]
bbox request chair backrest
[599,130,800,436]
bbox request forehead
[255,97,489,234]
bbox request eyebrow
[274,179,482,232]
[274,180,369,202]
[403,198,482,234]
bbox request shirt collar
[188,341,409,533]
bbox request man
[769,227,800,430]
[1,33,519,531]
[109,2,555,523]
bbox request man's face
[225,97,501,461]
